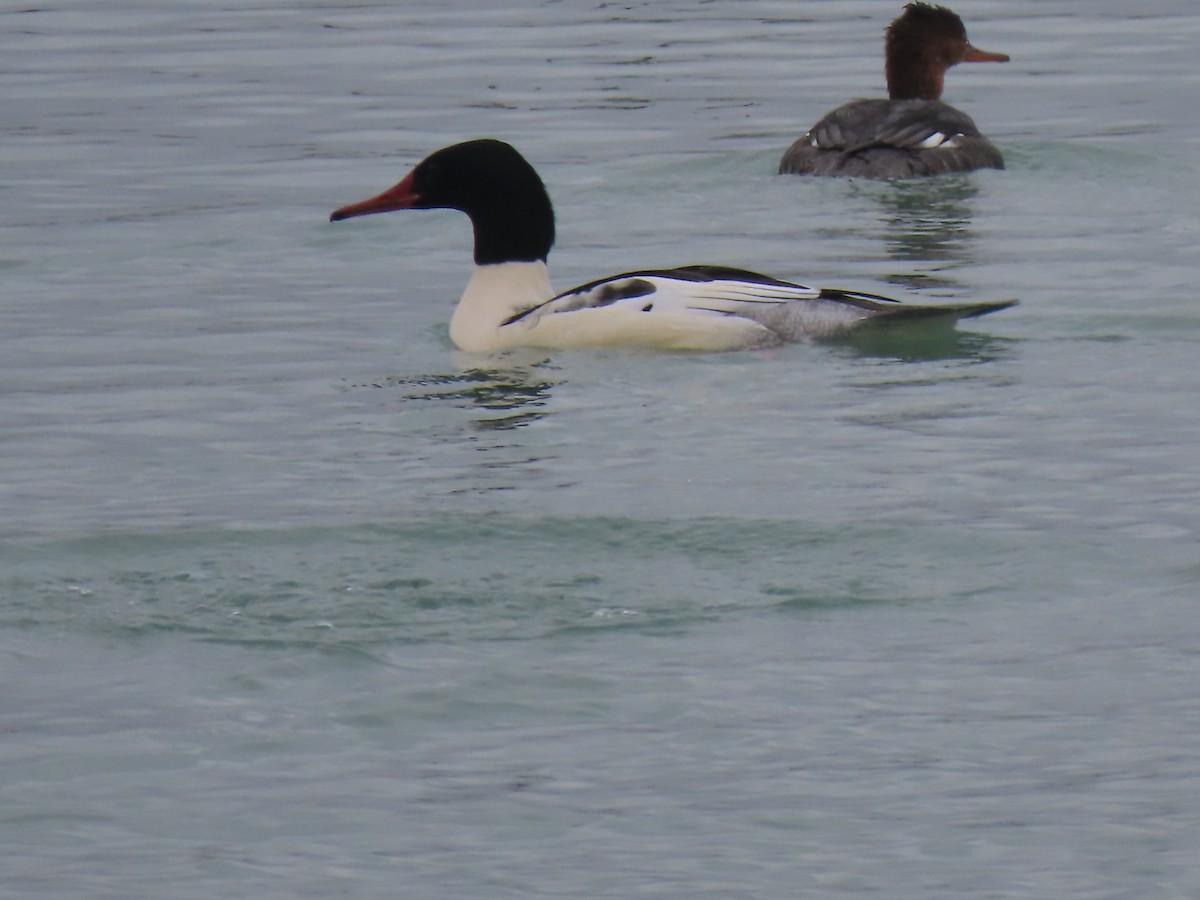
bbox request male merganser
[331,139,1014,352]
[780,3,1009,178]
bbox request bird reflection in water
[866,174,982,291]
[840,323,1014,364]
[360,364,558,431]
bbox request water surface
[3,1,1200,896]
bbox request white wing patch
[916,131,963,149]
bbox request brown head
[884,3,1009,100]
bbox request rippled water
[4,1,1200,896]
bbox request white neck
[449,261,554,352]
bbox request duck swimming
[331,139,1014,352]
[780,3,1009,178]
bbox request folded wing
[501,264,1014,345]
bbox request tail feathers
[862,298,1018,327]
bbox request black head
[330,139,556,266]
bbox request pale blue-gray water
[3,1,1200,896]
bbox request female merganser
[331,139,1014,352]
[780,3,1009,178]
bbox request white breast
[449,262,554,352]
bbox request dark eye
[416,159,441,189]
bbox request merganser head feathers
[330,139,555,266]
[885,3,1009,101]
